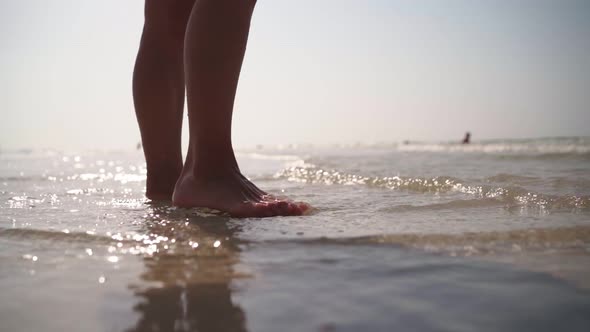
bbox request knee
[143,0,195,44]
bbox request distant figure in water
[132,0,308,217]
[462,132,471,144]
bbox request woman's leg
[133,0,195,200]
[173,0,307,217]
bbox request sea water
[1,137,589,331]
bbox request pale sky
[1,0,589,150]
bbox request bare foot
[172,167,309,218]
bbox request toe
[295,202,311,215]
[300,202,311,212]
[283,202,300,216]
[253,202,275,217]
[276,201,290,214]
[268,202,283,216]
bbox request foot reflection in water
[127,206,248,332]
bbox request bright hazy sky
[1,0,589,150]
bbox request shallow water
[1,137,590,331]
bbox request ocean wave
[248,137,590,157]
[0,176,38,182]
[0,227,114,244]
[276,164,590,210]
[294,226,590,256]
[235,152,303,161]
[378,198,504,213]
[396,142,590,157]
[484,174,540,183]
[0,222,239,259]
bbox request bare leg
[133,0,195,200]
[173,0,308,217]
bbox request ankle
[145,163,182,200]
[184,146,239,178]
[185,161,240,182]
